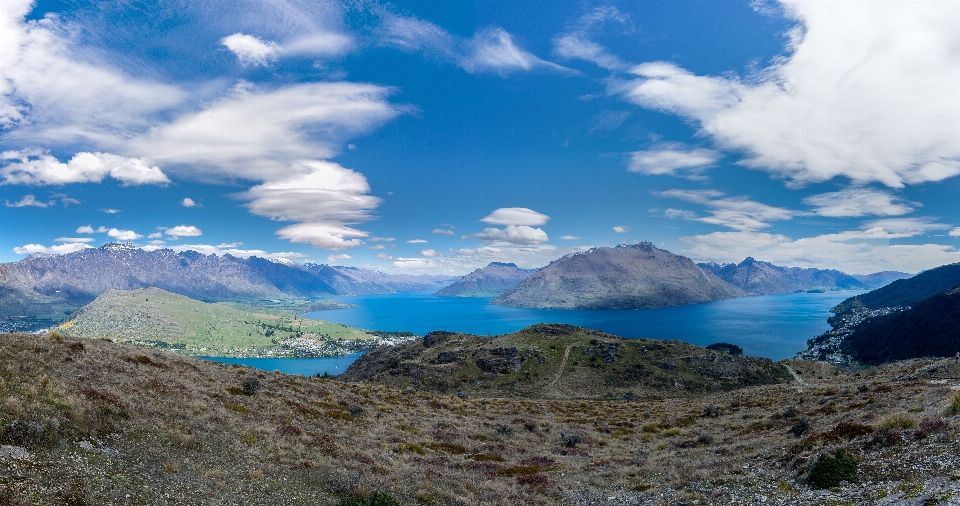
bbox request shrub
[242,376,261,396]
[494,424,513,436]
[703,405,721,418]
[337,492,400,506]
[914,418,949,439]
[524,421,537,432]
[881,414,916,430]
[864,427,901,449]
[560,433,581,448]
[945,392,960,416]
[697,434,714,445]
[809,450,859,488]
[706,342,743,356]
[791,418,810,437]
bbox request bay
[307,290,863,361]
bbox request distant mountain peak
[493,244,744,310]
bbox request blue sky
[2,0,960,275]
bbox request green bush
[337,492,400,506]
[809,450,859,488]
[945,392,960,416]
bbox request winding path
[784,364,808,393]
[546,344,574,390]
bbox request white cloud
[275,223,369,250]
[802,188,916,217]
[613,226,629,233]
[164,225,202,239]
[370,244,385,250]
[619,1,960,188]
[5,194,51,207]
[553,7,630,71]
[327,253,351,262]
[628,145,720,178]
[128,83,399,181]
[678,225,959,274]
[951,228,960,237]
[106,228,141,241]
[101,209,120,214]
[376,253,395,261]
[378,14,457,58]
[559,235,581,240]
[0,4,184,141]
[554,34,628,71]
[463,28,568,74]
[54,237,93,243]
[369,237,395,242]
[95,226,107,233]
[148,232,163,239]
[658,189,794,231]
[418,249,441,257]
[141,242,307,262]
[663,208,698,220]
[221,33,281,66]
[481,207,550,226]
[13,242,92,255]
[406,239,428,244]
[0,151,169,186]
[377,244,587,275]
[432,228,456,236]
[181,197,197,208]
[475,225,548,245]
[239,161,381,250]
[76,225,94,234]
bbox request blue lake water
[308,290,863,361]
[200,353,363,377]
[201,290,860,375]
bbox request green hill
[339,324,791,398]
[56,287,406,357]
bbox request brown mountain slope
[492,242,745,309]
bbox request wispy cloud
[5,194,51,208]
[802,188,917,217]
[628,144,720,179]
[658,189,794,231]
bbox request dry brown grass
[1,332,960,505]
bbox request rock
[0,445,31,461]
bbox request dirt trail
[546,344,574,390]
[784,364,807,392]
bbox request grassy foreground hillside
[4,332,960,504]
[55,288,399,357]
[340,324,791,399]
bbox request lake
[203,290,859,376]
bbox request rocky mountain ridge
[698,257,909,295]
[492,243,745,309]
[0,244,454,324]
[434,262,538,297]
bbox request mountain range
[433,262,538,297]
[492,242,745,309]
[698,257,908,295]
[0,243,454,322]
